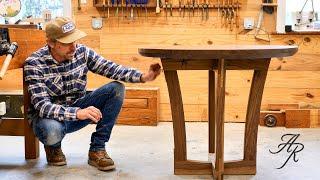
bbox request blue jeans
[32,81,125,151]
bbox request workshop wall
[1,0,319,122]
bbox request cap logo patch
[61,22,75,33]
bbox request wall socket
[244,17,255,30]
[80,0,87,4]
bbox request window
[277,0,320,33]
[0,0,71,24]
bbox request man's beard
[65,52,75,60]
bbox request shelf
[166,4,242,9]
[94,3,156,8]
[0,24,38,29]
[261,3,277,7]
[93,3,242,9]
[271,31,320,35]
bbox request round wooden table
[139,45,298,180]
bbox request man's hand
[76,106,102,123]
[140,63,161,83]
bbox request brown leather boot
[88,150,116,171]
[44,146,67,166]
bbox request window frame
[277,0,320,33]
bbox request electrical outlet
[244,17,254,30]
[80,0,87,4]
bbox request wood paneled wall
[0,0,319,122]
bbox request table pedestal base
[163,59,271,180]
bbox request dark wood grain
[215,59,226,180]
[0,118,24,135]
[162,65,187,164]
[243,59,270,162]
[208,70,216,153]
[139,45,298,60]
[140,45,297,178]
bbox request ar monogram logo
[269,134,304,169]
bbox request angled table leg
[215,59,226,180]
[209,70,216,154]
[163,68,187,173]
[243,59,270,172]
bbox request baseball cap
[45,17,87,43]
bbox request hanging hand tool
[138,0,148,19]
[107,0,110,18]
[187,0,191,18]
[170,0,173,17]
[156,0,160,13]
[183,0,186,18]
[254,1,272,42]
[230,0,235,31]
[201,0,205,21]
[122,0,124,20]
[197,0,200,16]
[179,0,182,17]
[224,0,229,27]
[126,0,129,18]
[206,4,209,20]
[165,0,168,19]
[111,0,114,8]
[256,4,264,36]
[130,0,134,19]
[235,0,239,28]
[226,0,230,27]
[205,0,209,20]
[111,0,115,15]
[192,0,195,17]
[135,0,139,19]
[116,0,120,25]
[78,0,81,10]
[144,0,148,19]
[116,0,120,18]
[140,0,143,17]
[221,0,225,26]
[102,0,106,18]
[230,6,234,27]
[217,0,220,19]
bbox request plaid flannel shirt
[24,44,142,121]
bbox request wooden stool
[139,45,298,179]
[0,26,46,159]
